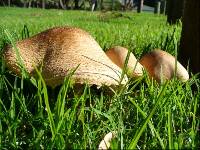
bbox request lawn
[0,7,199,149]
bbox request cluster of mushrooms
[106,46,189,83]
[3,26,189,89]
[2,27,189,149]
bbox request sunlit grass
[0,7,199,149]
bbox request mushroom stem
[98,131,116,150]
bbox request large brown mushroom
[139,49,189,82]
[105,46,144,77]
[3,27,127,88]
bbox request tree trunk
[59,0,67,9]
[8,0,11,7]
[23,1,27,8]
[36,1,40,8]
[42,0,45,9]
[179,0,200,74]
[99,0,103,10]
[111,0,114,10]
[160,0,166,14]
[166,0,185,24]
[74,0,79,9]
[28,0,32,8]
[154,1,161,14]
[137,0,144,13]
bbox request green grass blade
[168,105,173,149]
[0,116,2,148]
[4,29,29,79]
[34,67,56,139]
[129,97,165,149]
[128,82,168,149]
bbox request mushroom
[139,49,189,82]
[105,46,144,77]
[3,27,127,88]
[98,131,116,150]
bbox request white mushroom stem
[98,131,116,150]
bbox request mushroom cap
[139,49,189,82]
[106,46,144,77]
[3,27,127,88]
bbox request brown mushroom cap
[139,49,189,82]
[106,46,144,77]
[3,27,127,88]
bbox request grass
[0,7,199,149]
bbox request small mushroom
[98,131,116,150]
[3,27,127,88]
[106,46,144,77]
[139,49,189,82]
